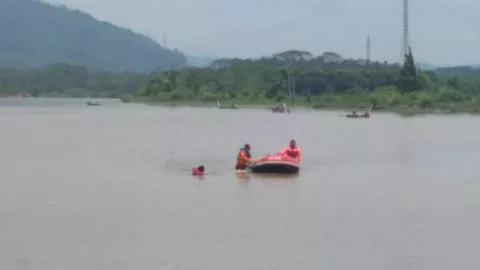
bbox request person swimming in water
[192,165,205,176]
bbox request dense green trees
[0,64,149,98]
[133,50,480,111]
[0,0,187,72]
[2,48,480,113]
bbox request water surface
[0,98,479,270]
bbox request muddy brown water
[0,98,479,270]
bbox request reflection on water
[235,172,299,183]
[0,98,480,270]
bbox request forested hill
[0,0,187,72]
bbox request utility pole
[364,34,371,90]
[284,62,296,108]
[287,68,296,108]
[162,34,168,48]
[402,0,409,63]
[291,70,296,107]
[366,34,371,65]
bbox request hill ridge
[0,0,187,72]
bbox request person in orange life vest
[236,144,252,170]
[192,165,204,176]
[278,139,301,161]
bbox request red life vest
[285,147,300,158]
[192,167,204,176]
[236,149,251,166]
[280,146,301,161]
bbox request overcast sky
[48,0,480,66]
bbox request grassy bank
[121,92,480,116]
[120,95,285,108]
[1,92,118,99]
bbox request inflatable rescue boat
[248,154,300,174]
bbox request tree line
[0,64,149,98]
[2,49,480,112]
[132,49,480,111]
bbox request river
[0,98,479,270]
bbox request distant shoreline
[0,95,114,99]
[120,96,479,116]
[1,95,477,116]
[0,93,117,99]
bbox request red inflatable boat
[248,154,300,174]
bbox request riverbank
[1,92,118,99]
[120,95,279,109]
[120,95,480,116]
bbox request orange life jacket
[236,148,251,166]
[280,146,301,160]
[192,167,204,176]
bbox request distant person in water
[192,165,204,176]
[364,108,370,117]
[236,144,252,170]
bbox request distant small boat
[217,101,238,109]
[344,106,371,118]
[270,103,290,113]
[86,100,101,106]
[346,113,369,118]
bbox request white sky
[48,0,480,66]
